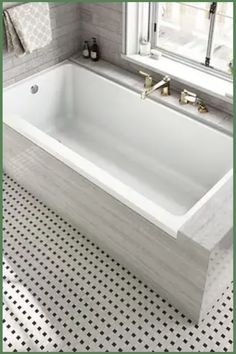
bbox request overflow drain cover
[31,85,39,94]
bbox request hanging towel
[4,2,52,56]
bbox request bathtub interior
[3,63,75,133]
[4,62,233,219]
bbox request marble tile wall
[3,2,81,86]
[79,2,123,68]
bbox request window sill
[122,54,233,104]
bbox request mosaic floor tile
[3,173,233,352]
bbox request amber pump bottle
[82,41,90,59]
[90,37,99,61]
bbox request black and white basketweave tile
[3,173,233,352]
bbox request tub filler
[3,61,233,322]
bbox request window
[124,2,233,79]
[151,2,233,74]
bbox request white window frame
[150,2,232,80]
[122,2,233,100]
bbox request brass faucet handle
[183,89,197,98]
[138,70,152,88]
[197,99,208,113]
[161,76,171,96]
[179,90,187,104]
[179,89,197,104]
[163,75,171,83]
[139,70,151,77]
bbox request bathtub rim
[3,60,72,92]
[3,60,233,239]
[4,59,233,139]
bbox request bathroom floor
[3,173,233,352]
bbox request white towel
[4,2,52,56]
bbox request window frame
[123,2,233,82]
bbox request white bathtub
[3,61,232,237]
[3,61,233,321]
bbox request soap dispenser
[90,37,99,61]
[82,40,90,59]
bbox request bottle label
[83,49,89,57]
[91,51,97,59]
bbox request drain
[30,85,39,94]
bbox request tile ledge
[178,175,233,251]
[70,54,233,136]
